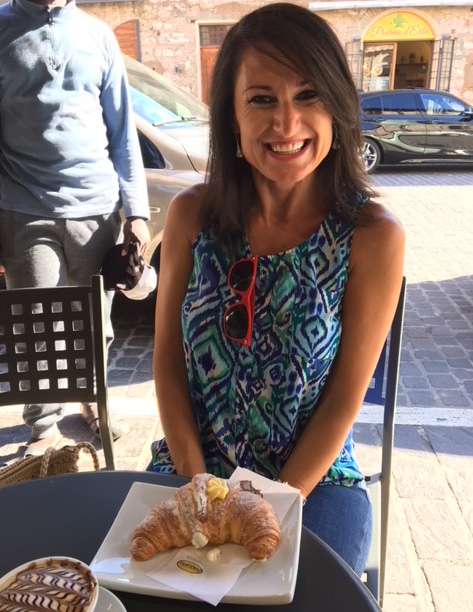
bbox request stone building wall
[80,0,308,96]
[79,1,473,103]
[79,0,270,96]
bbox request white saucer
[97,586,127,612]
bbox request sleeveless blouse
[150,209,364,486]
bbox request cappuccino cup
[0,556,98,612]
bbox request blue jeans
[302,481,372,577]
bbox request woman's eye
[248,95,274,106]
[297,89,319,102]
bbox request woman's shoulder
[352,198,405,265]
[166,183,206,241]
[359,198,404,237]
[169,182,206,212]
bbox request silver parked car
[123,55,209,273]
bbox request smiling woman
[149,2,405,580]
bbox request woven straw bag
[0,442,100,487]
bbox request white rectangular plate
[90,482,302,605]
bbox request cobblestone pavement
[376,170,473,412]
[1,167,472,611]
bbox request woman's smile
[267,139,309,155]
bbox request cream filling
[192,532,209,548]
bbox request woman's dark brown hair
[200,2,375,242]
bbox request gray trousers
[0,209,121,436]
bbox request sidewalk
[1,172,473,611]
[359,177,473,612]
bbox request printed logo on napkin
[148,546,252,606]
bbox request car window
[419,93,466,116]
[361,95,383,115]
[123,55,209,123]
[361,93,418,115]
[137,131,165,170]
[130,86,178,125]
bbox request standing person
[0,0,150,456]
[150,3,405,576]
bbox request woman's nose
[272,102,300,135]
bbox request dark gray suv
[359,89,473,172]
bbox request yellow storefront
[361,12,437,91]
[309,1,473,103]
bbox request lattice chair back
[0,275,114,469]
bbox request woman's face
[233,47,334,187]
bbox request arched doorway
[346,10,455,92]
[114,20,141,62]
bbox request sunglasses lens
[229,260,255,292]
[224,305,249,340]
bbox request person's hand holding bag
[101,242,157,300]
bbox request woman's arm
[279,201,405,497]
[153,185,207,477]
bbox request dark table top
[0,471,380,611]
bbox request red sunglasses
[223,256,258,346]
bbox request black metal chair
[363,277,407,608]
[0,275,115,470]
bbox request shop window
[362,44,394,92]
[199,25,232,47]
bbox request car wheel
[362,139,381,173]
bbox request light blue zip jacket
[0,0,149,219]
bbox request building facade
[78,0,473,104]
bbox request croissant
[130,473,280,561]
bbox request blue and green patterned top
[150,209,364,486]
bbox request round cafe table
[0,471,380,611]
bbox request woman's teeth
[270,141,305,154]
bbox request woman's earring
[235,135,243,158]
[332,125,340,150]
